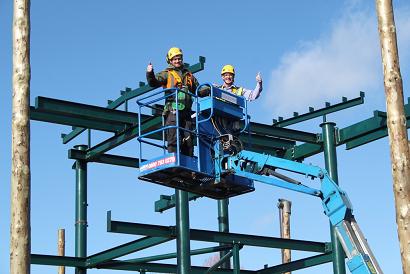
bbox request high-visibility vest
[231,86,244,96]
[220,85,244,96]
[162,70,194,111]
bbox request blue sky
[1,0,409,273]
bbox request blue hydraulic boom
[219,150,383,274]
[136,84,383,274]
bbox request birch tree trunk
[10,1,31,274]
[375,1,410,272]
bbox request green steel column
[232,244,241,274]
[175,189,191,274]
[321,122,346,274]
[217,199,231,268]
[74,145,88,274]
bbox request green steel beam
[340,102,410,149]
[256,252,333,274]
[31,254,257,273]
[107,213,329,252]
[175,189,191,273]
[124,245,233,264]
[272,92,365,127]
[283,142,323,161]
[31,254,86,268]
[84,114,288,161]
[30,107,125,133]
[337,111,386,145]
[74,145,88,274]
[35,96,138,125]
[155,193,202,212]
[282,100,410,160]
[68,149,141,168]
[345,128,388,150]
[95,260,256,273]
[241,134,295,151]
[86,236,171,267]
[248,121,320,143]
[86,116,162,159]
[62,56,206,144]
[322,122,346,274]
[205,248,235,274]
[218,199,231,269]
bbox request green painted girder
[107,212,329,253]
[94,260,257,273]
[155,193,202,212]
[30,254,257,273]
[339,103,410,149]
[68,148,141,168]
[124,244,233,264]
[85,118,292,160]
[272,92,365,127]
[205,246,240,274]
[62,56,206,144]
[31,254,86,267]
[86,116,162,159]
[30,97,149,133]
[256,252,334,274]
[248,121,320,143]
[240,134,295,151]
[30,106,126,133]
[283,99,410,160]
[86,236,171,267]
[283,142,323,161]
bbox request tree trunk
[58,229,65,274]
[375,1,410,272]
[278,199,292,274]
[10,1,31,274]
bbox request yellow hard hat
[221,64,235,75]
[166,47,183,63]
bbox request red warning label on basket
[140,156,176,172]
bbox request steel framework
[28,57,410,273]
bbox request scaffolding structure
[28,57,409,273]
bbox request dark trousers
[165,111,193,156]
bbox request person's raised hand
[256,72,262,83]
[147,62,153,73]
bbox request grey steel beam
[86,236,171,267]
[62,56,206,144]
[107,213,328,253]
[256,252,333,274]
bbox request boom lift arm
[218,150,383,274]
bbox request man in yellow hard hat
[146,47,199,156]
[219,64,263,101]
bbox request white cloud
[266,4,410,117]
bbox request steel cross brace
[86,236,171,267]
